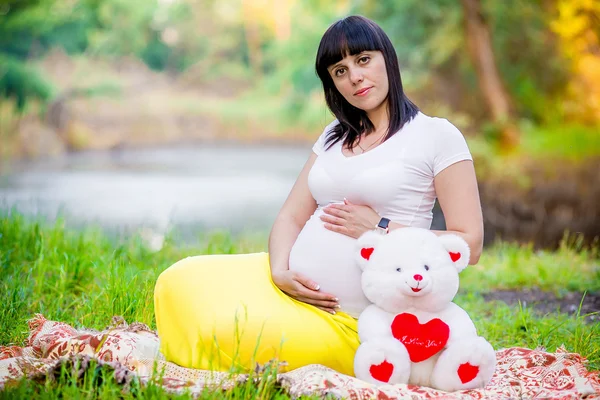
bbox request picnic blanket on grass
[1,315,599,399]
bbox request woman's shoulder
[411,112,463,135]
[313,119,340,155]
[322,119,340,135]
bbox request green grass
[461,237,600,293]
[0,357,297,400]
[1,212,599,398]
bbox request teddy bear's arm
[357,304,394,342]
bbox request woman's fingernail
[330,310,336,315]
[335,304,341,309]
[334,297,339,301]
[314,285,320,290]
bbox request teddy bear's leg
[430,336,496,391]
[354,337,411,385]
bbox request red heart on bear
[391,313,449,362]
[369,359,394,383]
[361,247,374,260]
[449,252,461,262]
[458,362,479,384]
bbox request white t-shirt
[288,112,473,318]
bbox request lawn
[1,212,599,398]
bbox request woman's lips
[354,87,373,96]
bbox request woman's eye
[335,68,346,77]
[359,56,370,64]
[424,265,430,271]
[396,268,402,272]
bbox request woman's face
[327,50,389,113]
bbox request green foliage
[0,0,96,58]
[89,0,157,57]
[0,0,97,107]
[468,121,600,184]
[519,123,600,160]
[483,0,570,123]
[140,33,174,71]
[0,55,52,110]
[352,0,571,123]
[356,0,465,86]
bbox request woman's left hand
[320,198,380,239]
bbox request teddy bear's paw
[354,337,411,386]
[430,336,496,391]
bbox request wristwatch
[375,217,390,234]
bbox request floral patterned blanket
[1,315,599,399]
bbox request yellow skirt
[154,252,359,375]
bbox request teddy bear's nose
[414,274,423,281]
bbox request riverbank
[0,50,321,164]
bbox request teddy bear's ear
[438,234,470,272]
[356,230,383,271]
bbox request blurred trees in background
[1,0,599,247]
[1,0,599,135]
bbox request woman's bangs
[317,20,383,70]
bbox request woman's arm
[269,153,339,314]
[269,154,318,275]
[431,160,484,265]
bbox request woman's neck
[366,99,389,136]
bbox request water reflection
[0,144,311,243]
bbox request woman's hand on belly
[320,198,381,239]
[272,270,340,314]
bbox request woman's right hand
[271,270,339,315]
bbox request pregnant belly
[288,211,370,318]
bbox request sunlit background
[0,0,599,249]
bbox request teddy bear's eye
[396,267,402,272]
[424,265,430,271]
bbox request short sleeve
[433,119,473,176]
[312,120,339,156]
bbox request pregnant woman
[154,15,483,376]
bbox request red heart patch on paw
[391,313,449,362]
[457,362,479,384]
[361,247,374,260]
[369,359,394,383]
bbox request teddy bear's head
[356,227,470,314]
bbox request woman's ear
[438,234,471,272]
[356,230,383,271]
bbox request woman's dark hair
[315,15,419,150]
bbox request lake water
[0,144,312,245]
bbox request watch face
[378,218,390,229]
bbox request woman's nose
[349,68,363,84]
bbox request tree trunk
[461,0,519,149]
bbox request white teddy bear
[353,227,496,391]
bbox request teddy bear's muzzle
[405,279,430,295]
